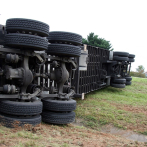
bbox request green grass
[13,141,38,147]
[75,77,147,131]
[0,125,10,135]
[139,131,147,135]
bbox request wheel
[129,54,135,58]
[0,100,42,115]
[42,111,75,124]
[42,98,76,112]
[6,18,49,37]
[126,81,132,85]
[48,31,82,45]
[111,78,126,84]
[113,56,129,61]
[113,52,129,57]
[125,76,132,81]
[47,43,81,57]
[110,83,125,88]
[129,58,135,62]
[0,113,41,128]
[5,33,48,51]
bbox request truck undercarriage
[0,18,135,128]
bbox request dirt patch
[38,123,146,147]
[0,123,146,147]
[12,120,21,128]
[8,123,42,134]
[73,119,147,142]
[109,102,147,132]
[101,124,147,142]
[72,118,85,127]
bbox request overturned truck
[0,18,135,128]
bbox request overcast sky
[1,0,147,71]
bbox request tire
[129,58,135,62]
[0,113,41,128]
[110,83,125,88]
[113,52,129,57]
[5,33,48,51]
[0,100,42,115]
[113,56,129,61]
[126,81,132,85]
[47,43,81,57]
[6,18,49,37]
[42,98,76,112]
[111,78,126,84]
[42,111,75,124]
[48,31,82,45]
[125,76,132,81]
[129,54,135,58]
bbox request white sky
[1,0,147,71]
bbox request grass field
[0,77,147,147]
[76,77,147,134]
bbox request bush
[130,71,146,78]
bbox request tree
[82,32,114,50]
[136,65,145,74]
[133,65,146,78]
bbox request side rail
[72,45,109,98]
[73,49,135,98]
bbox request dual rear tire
[5,18,49,51]
[42,98,76,124]
[125,76,132,85]
[0,100,42,128]
[128,54,135,62]
[110,78,126,88]
[47,31,82,57]
[110,76,132,88]
[113,52,135,63]
[0,98,77,127]
[113,52,129,61]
